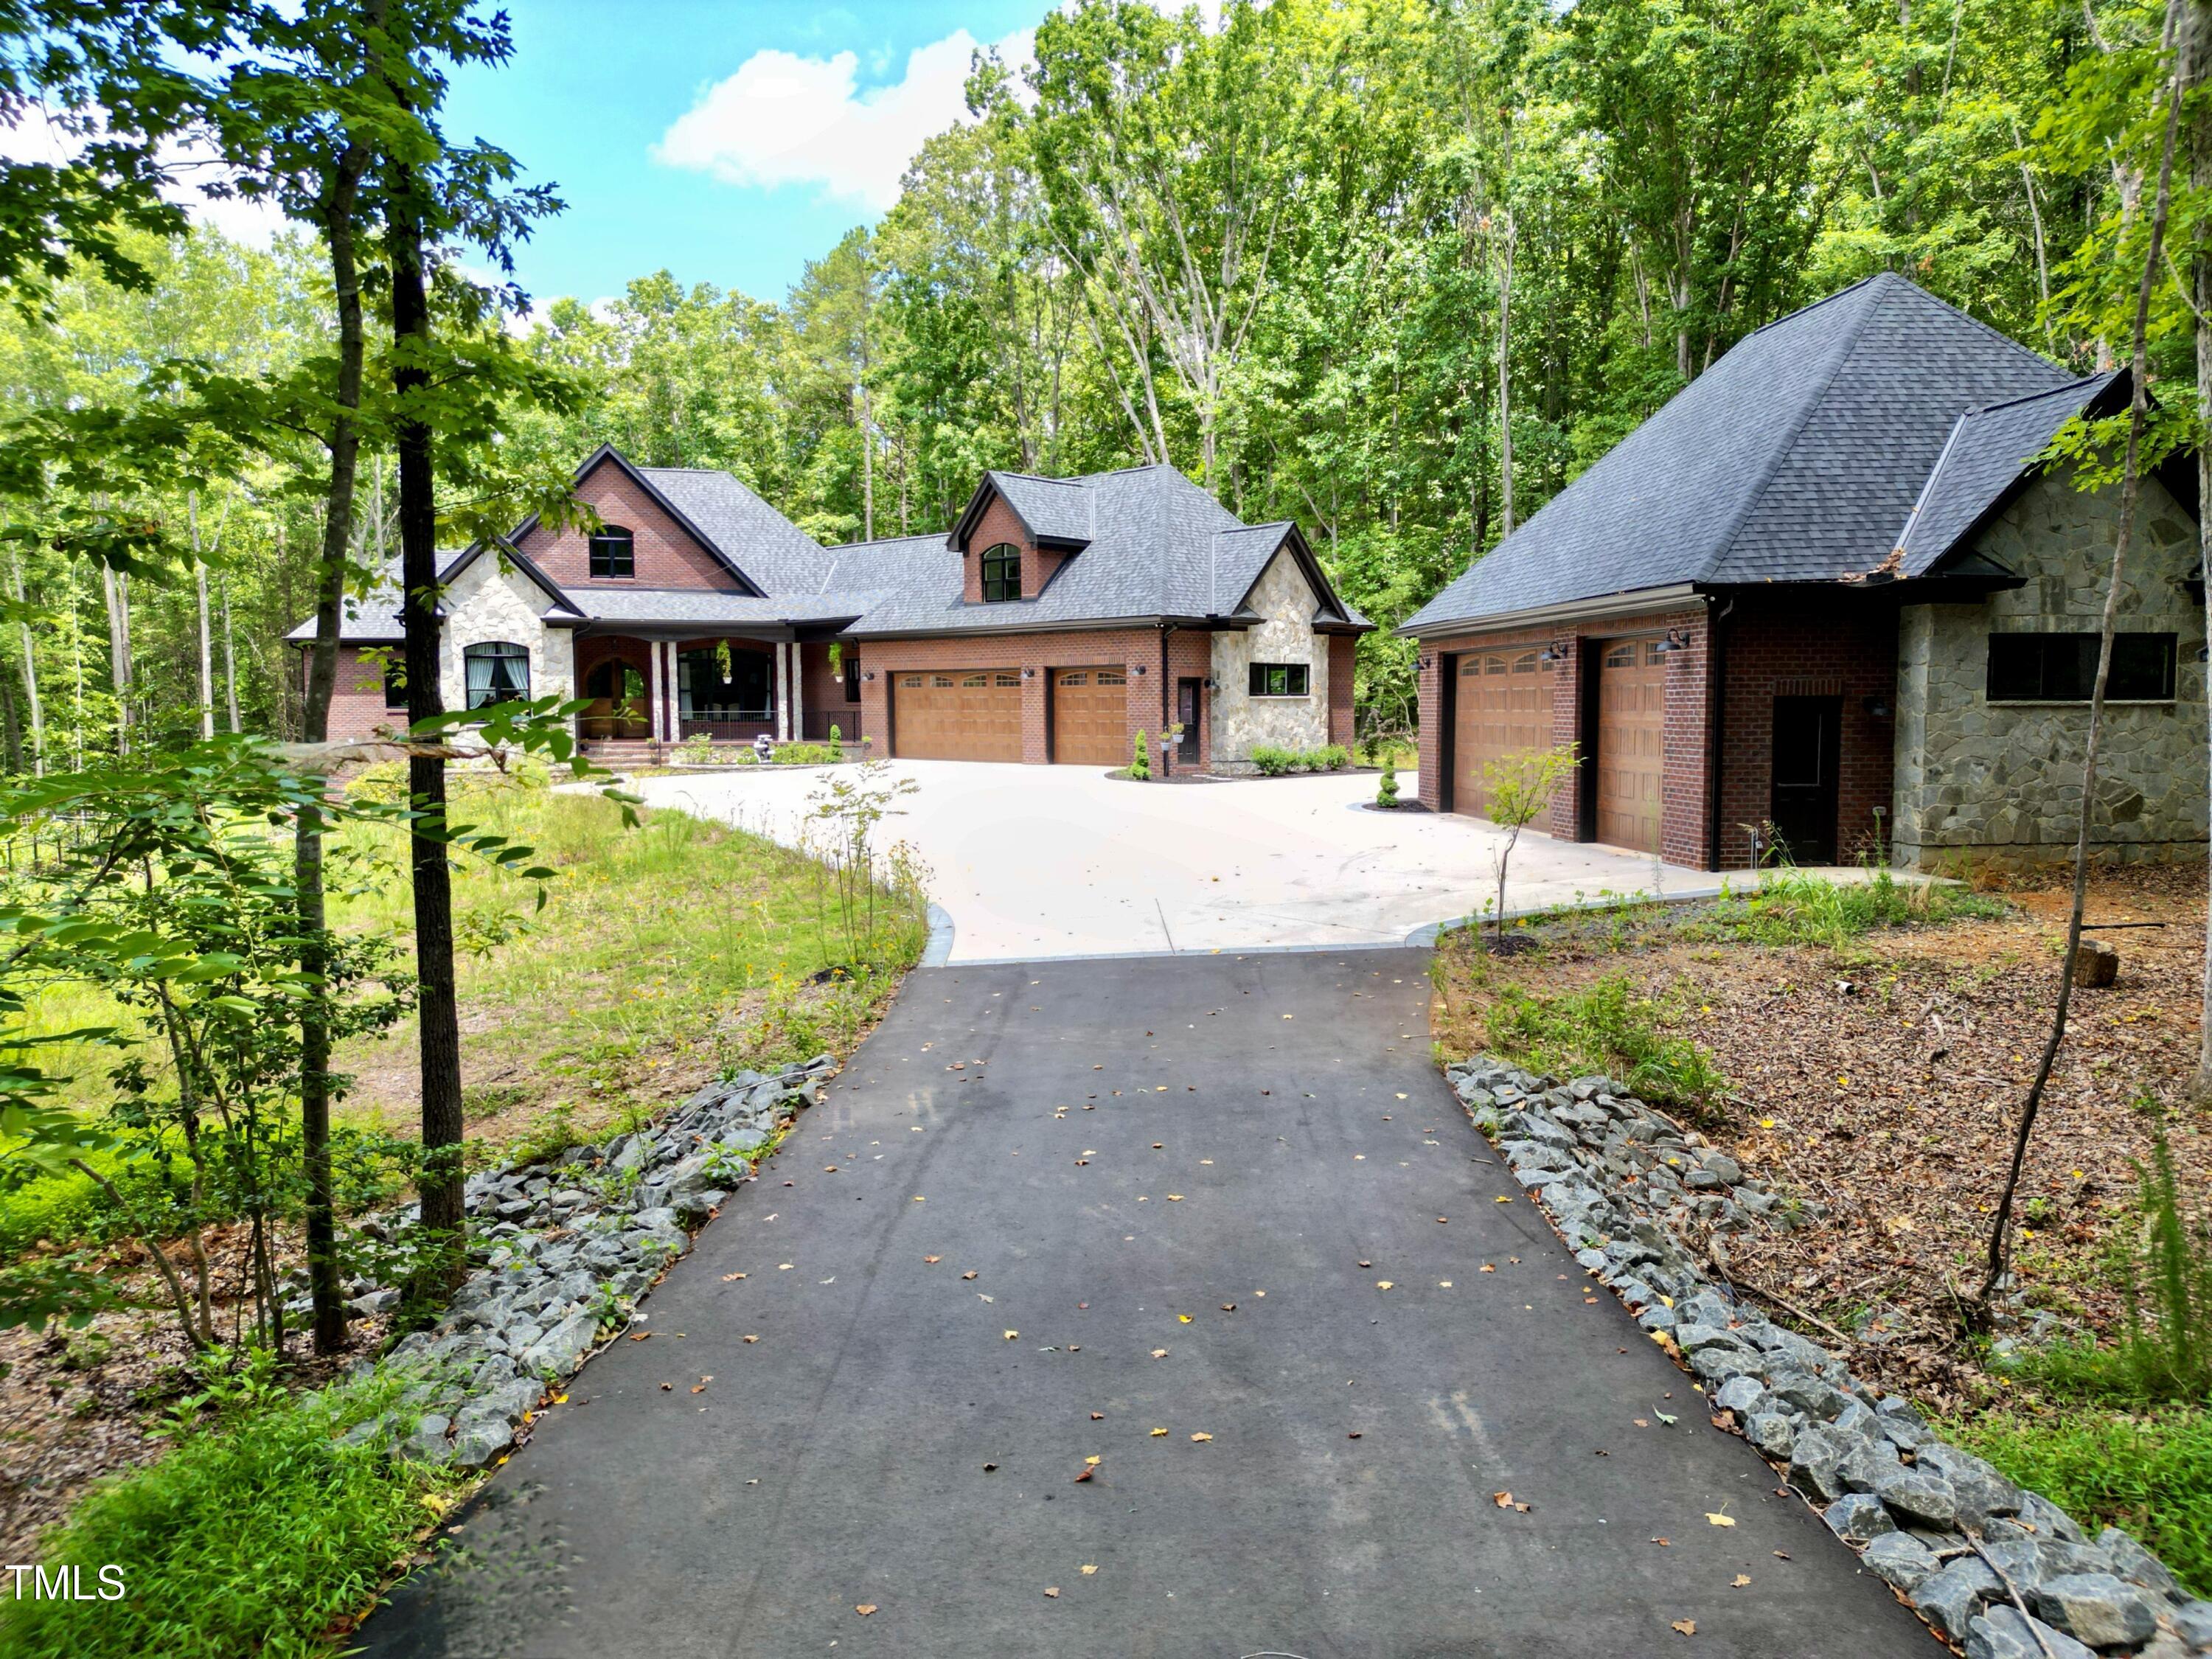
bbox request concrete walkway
[634,760,1709,961]
[361,950,1932,1659]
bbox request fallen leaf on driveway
[1492,1492,1529,1512]
[1633,1419,1649,1428]
[1706,1512,1736,1528]
[1773,1551,1791,1560]
[855,1604,877,1617]
[1190,1432,1211,1442]
[1151,1427,1168,1437]
[1167,1194,1184,1201]
[923,1256,940,1264]
[1671,1619,1696,1637]
[720,1273,745,1281]
[1220,1302,1237,1312]
[627,1332,652,1341]
[1091,1412,1105,1420]
[1495,1196,1513,1204]
[1377,1280,1395,1290]
[1003,1329,1018,1340]
[1347,1431,1362,1439]
[1151,1348,1169,1359]
[962,1270,978,1279]
[1732,1575,1751,1587]
[1072,1467,1093,1484]
[1481,1265,1495,1273]
[743,1335,759,1343]
[1043,1587,1060,1599]
[1652,1537,1670,1547]
[1080,1564,1097,1576]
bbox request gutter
[1396,583,1706,640]
[846,613,1224,642]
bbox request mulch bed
[1432,863,2211,1414]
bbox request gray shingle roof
[284,550,470,642]
[636,465,835,594]
[1402,273,2079,635]
[841,465,1367,636]
[568,588,878,627]
[984,471,1095,545]
[1896,373,2117,574]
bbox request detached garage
[891,669,1021,762]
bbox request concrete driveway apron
[362,949,1933,1659]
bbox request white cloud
[0,106,288,248]
[652,26,1033,213]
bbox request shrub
[1695,866,2003,949]
[2010,1124,2212,1405]
[827,723,843,761]
[1250,745,1293,776]
[1311,744,1350,771]
[0,1373,456,1658]
[1376,757,1400,808]
[1484,973,1726,1116]
[1953,1404,2212,1597]
[1130,731,1150,781]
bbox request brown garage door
[891,669,1021,762]
[1595,639,1666,854]
[1051,667,1127,765]
[1451,647,1554,818]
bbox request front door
[1769,695,1841,864]
[1177,678,1202,764]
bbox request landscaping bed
[1430,863,2212,1599]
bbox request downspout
[1158,622,1170,769]
[1706,597,1733,872]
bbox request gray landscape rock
[1966,1607,2096,1659]
[1836,1436,1898,1495]
[1714,1375,1767,1416]
[2098,1527,2184,1601]
[520,1306,599,1380]
[448,1407,511,1470]
[1745,1411,1797,1459]
[1825,1492,1897,1544]
[1916,1559,2003,1641]
[1873,1462,1958,1530]
[1788,1427,1850,1503]
[1862,1531,1941,1593]
[2174,1600,2212,1650]
[401,1413,453,1464]
[2029,1573,2160,1648]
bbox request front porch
[572,630,864,754]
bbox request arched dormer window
[588,524,635,578]
[464,641,530,709]
[979,542,1020,602]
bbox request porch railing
[799,707,864,743]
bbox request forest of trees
[0,0,2164,759]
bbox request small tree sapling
[1480,744,1579,945]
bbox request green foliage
[1250,744,1293,776]
[1484,973,1727,1116]
[1376,755,1399,808]
[1251,743,1347,776]
[2008,1124,2212,1406]
[1129,729,1150,781]
[0,1371,457,1659]
[1694,867,2006,950]
[1953,1404,2212,1599]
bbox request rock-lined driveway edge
[361,948,1930,1658]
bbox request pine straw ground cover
[1430,863,2212,1413]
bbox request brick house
[1402,273,2206,872]
[291,445,1368,771]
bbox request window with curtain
[588,524,635,577]
[463,641,530,709]
[979,543,1020,602]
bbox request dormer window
[589,524,635,578]
[980,542,1020,602]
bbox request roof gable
[507,445,767,594]
[950,470,1097,552]
[1402,273,2078,634]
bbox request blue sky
[442,0,1048,312]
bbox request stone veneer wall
[1209,549,1330,768]
[1893,470,2207,870]
[437,553,575,719]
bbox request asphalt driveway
[364,950,1930,1659]
[633,761,1708,961]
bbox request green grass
[1483,972,1728,1116]
[1690,866,2006,950]
[0,1373,455,1658]
[1952,1403,2212,1597]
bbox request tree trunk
[192,492,214,742]
[2187,0,2212,1100]
[220,571,240,734]
[387,157,467,1293]
[1984,15,2183,1304]
[0,648,23,773]
[1497,134,1517,541]
[100,562,131,757]
[298,127,371,1354]
[9,549,42,775]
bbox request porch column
[646,639,663,744]
[664,640,678,741]
[788,640,804,742]
[776,641,792,742]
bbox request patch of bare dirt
[1434,865,2211,1413]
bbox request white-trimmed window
[464,641,530,709]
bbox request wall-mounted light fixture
[1132,664,1147,677]
[1654,627,1691,655]
[1022,666,1036,679]
[1203,676,1217,690]
[1416,655,1432,673]
[1862,692,1893,719]
[1538,639,1570,665]
[861,670,876,683]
